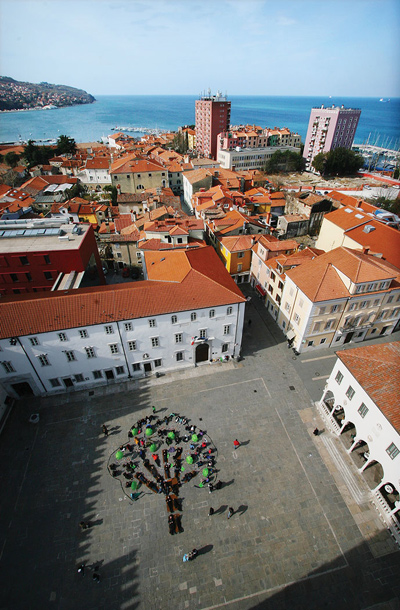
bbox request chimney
[363,247,370,255]
[299,186,302,192]
[357,200,363,208]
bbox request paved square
[0,295,399,610]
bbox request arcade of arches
[320,388,400,530]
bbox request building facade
[0,219,104,296]
[217,146,300,171]
[317,342,400,540]
[0,247,245,398]
[195,91,231,159]
[303,105,361,169]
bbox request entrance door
[344,332,354,344]
[105,369,115,380]
[143,362,152,373]
[63,377,74,388]
[195,342,209,363]
[11,382,34,397]
[380,326,388,335]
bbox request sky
[0,0,399,97]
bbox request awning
[255,284,266,296]
[286,330,296,341]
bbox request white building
[78,158,111,187]
[217,146,300,171]
[0,246,245,397]
[318,341,400,541]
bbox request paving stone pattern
[0,287,399,610]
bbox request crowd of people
[107,409,219,536]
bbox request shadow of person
[240,440,251,446]
[109,427,121,436]
[89,518,103,527]
[220,479,234,489]
[236,504,248,515]
[197,544,213,556]
[215,505,228,515]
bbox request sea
[0,95,399,151]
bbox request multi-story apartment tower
[303,105,361,169]
[195,90,231,159]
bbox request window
[358,403,369,418]
[222,343,229,353]
[335,370,343,384]
[1,361,15,373]
[10,274,18,283]
[148,319,156,328]
[109,344,119,354]
[175,333,183,344]
[176,352,184,362]
[58,332,67,342]
[227,306,233,315]
[387,296,394,304]
[325,319,335,330]
[151,337,159,348]
[105,325,114,334]
[191,312,197,322]
[37,354,50,367]
[79,329,88,338]
[128,340,137,351]
[124,322,133,331]
[345,386,355,400]
[49,378,61,388]
[116,366,125,375]
[319,306,326,315]
[171,315,177,324]
[19,256,29,265]
[199,329,207,339]
[29,337,39,346]
[132,363,141,372]
[237,252,244,259]
[278,281,284,291]
[285,302,290,312]
[307,340,314,347]
[44,271,53,280]
[26,272,32,281]
[85,347,96,359]
[75,374,84,383]
[223,325,230,335]
[209,309,215,318]
[386,443,399,460]
[331,304,339,313]
[154,359,162,368]
[93,370,103,379]
[294,314,301,325]
[270,272,276,282]
[237,264,243,272]
[320,338,326,344]
[64,350,76,362]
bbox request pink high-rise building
[303,105,361,169]
[195,90,231,159]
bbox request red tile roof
[0,247,244,339]
[286,247,400,302]
[336,342,400,432]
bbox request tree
[65,182,86,199]
[393,167,399,180]
[23,139,54,168]
[56,135,77,156]
[4,151,20,168]
[171,132,188,154]
[103,185,118,205]
[263,150,305,173]
[313,147,364,176]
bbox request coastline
[0,100,96,114]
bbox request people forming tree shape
[108,412,218,534]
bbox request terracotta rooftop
[336,342,400,432]
[286,247,400,302]
[0,247,244,340]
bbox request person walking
[313,428,319,436]
[152,406,156,414]
[79,521,90,531]
[227,507,234,519]
[92,567,100,583]
[233,439,240,450]
[102,424,108,437]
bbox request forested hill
[0,76,96,111]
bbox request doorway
[195,342,209,363]
[380,326,388,335]
[143,362,152,374]
[11,382,34,397]
[63,377,74,388]
[105,369,115,380]
[344,332,354,344]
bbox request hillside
[0,76,96,111]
